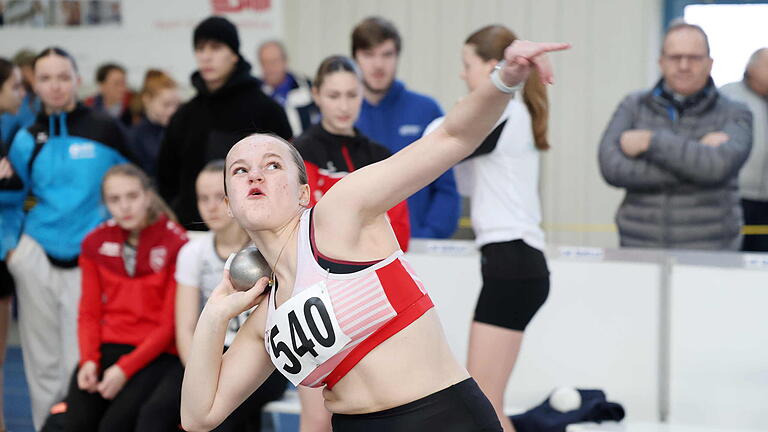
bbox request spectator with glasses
[599,21,753,250]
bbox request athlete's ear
[299,184,310,207]
[224,195,233,217]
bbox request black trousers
[332,378,502,432]
[135,359,287,431]
[741,199,768,252]
[63,344,176,432]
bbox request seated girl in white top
[135,160,286,432]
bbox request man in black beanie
[156,15,293,230]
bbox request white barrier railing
[406,241,768,431]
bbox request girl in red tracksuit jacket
[293,55,410,253]
[64,163,187,432]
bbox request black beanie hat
[193,16,240,55]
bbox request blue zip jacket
[0,94,40,145]
[0,195,24,261]
[355,80,460,238]
[1,95,38,261]
[0,149,25,261]
[7,104,130,264]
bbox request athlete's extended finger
[533,42,571,54]
[521,41,571,58]
[507,41,570,64]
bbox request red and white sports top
[264,209,433,389]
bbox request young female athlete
[426,25,553,430]
[181,39,569,432]
[65,164,186,431]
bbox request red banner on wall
[211,0,271,14]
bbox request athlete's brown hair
[466,25,550,150]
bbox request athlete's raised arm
[318,40,569,222]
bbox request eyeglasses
[663,54,709,64]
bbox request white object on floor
[550,386,582,412]
[568,422,625,431]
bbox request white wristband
[490,60,524,94]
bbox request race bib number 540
[266,282,351,385]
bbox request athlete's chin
[231,206,268,229]
[243,213,295,235]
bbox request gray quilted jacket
[720,80,768,201]
[599,79,753,250]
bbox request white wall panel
[669,265,768,430]
[406,245,662,421]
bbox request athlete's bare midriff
[320,309,470,414]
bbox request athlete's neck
[249,212,302,289]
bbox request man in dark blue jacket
[352,16,460,239]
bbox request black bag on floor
[510,389,625,432]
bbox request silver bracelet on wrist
[490,60,524,94]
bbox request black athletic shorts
[331,378,502,431]
[474,240,549,331]
[0,260,14,298]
